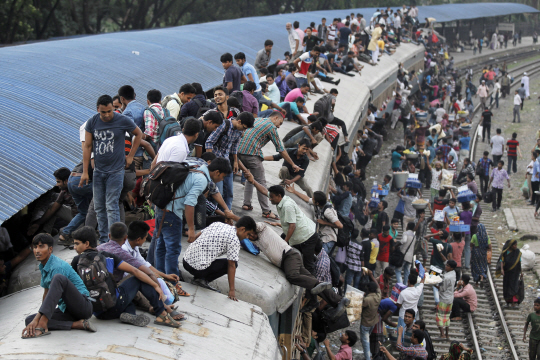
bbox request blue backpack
[240,238,260,255]
[145,107,183,150]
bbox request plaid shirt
[315,250,332,283]
[143,103,165,143]
[477,157,493,177]
[435,144,452,162]
[345,241,363,272]
[237,118,284,158]
[204,108,242,158]
[396,343,428,359]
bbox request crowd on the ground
[1,5,539,360]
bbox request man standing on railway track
[435,260,457,340]
[524,298,540,359]
[476,80,488,110]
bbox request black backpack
[424,329,438,360]
[328,256,341,287]
[142,162,197,209]
[321,204,354,247]
[193,98,215,119]
[146,107,182,150]
[77,252,117,313]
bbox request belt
[71,172,83,177]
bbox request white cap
[524,72,528,75]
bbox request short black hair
[54,167,71,181]
[260,68,269,75]
[32,233,54,248]
[96,94,113,108]
[383,224,390,232]
[220,53,233,63]
[447,259,458,269]
[295,96,305,104]
[496,128,502,134]
[208,157,233,175]
[535,298,540,305]
[243,81,257,92]
[214,85,229,96]
[440,230,449,240]
[384,267,395,276]
[368,282,378,293]
[298,138,312,149]
[112,94,121,103]
[268,185,285,198]
[498,160,505,166]
[408,272,418,285]
[415,320,426,330]
[227,97,241,109]
[300,83,310,89]
[191,82,205,95]
[118,85,135,101]
[179,83,196,95]
[345,330,358,346]
[313,191,327,206]
[311,120,323,132]
[203,111,224,126]
[147,89,162,104]
[330,88,339,95]
[407,222,415,231]
[405,308,416,318]
[412,329,425,344]
[462,274,470,285]
[234,52,246,60]
[72,226,97,248]
[237,112,255,129]
[476,193,483,201]
[293,21,299,28]
[381,200,388,209]
[235,216,257,232]
[264,39,274,46]
[312,46,322,53]
[128,220,150,241]
[201,152,217,162]
[109,222,128,241]
[183,118,202,137]
[512,132,517,139]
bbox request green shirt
[390,228,399,240]
[527,313,540,341]
[471,234,491,247]
[276,195,316,246]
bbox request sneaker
[300,298,319,313]
[120,313,150,327]
[311,282,332,295]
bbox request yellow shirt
[368,27,383,51]
[260,94,271,111]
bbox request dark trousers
[493,188,504,210]
[508,156,518,174]
[292,232,320,275]
[478,174,490,195]
[282,249,341,306]
[482,123,491,141]
[330,116,348,136]
[530,338,540,360]
[183,258,237,283]
[493,154,502,165]
[532,181,540,204]
[96,276,165,320]
[450,297,471,318]
[25,274,93,330]
[357,155,373,178]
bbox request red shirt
[507,139,519,157]
[451,241,465,267]
[377,234,393,262]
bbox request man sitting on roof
[22,234,95,338]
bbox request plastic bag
[158,278,175,305]
[521,244,536,271]
[521,180,530,198]
[335,246,347,263]
[441,169,455,187]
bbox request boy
[524,298,540,359]
[381,175,392,200]
[443,198,460,224]
[362,228,379,272]
[322,330,358,360]
[488,160,511,212]
[22,234,94,338]
[435,260,457,340]
[425,230,453,306]
[398,187,420,228]
[71,226,180,328]
[389,218,400,242]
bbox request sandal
[154,313,180,328]
[242,205,253,211]
[83,319,97,332]
[22,327,51,339]
[262,211,279,221]
[175,283,190,297]
[170,310,187,321]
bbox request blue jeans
[345,268,362,293]
[258,109,274,118]
[284,129,309,148]
[433,285,439,305]
[96,276,165,320]
[154,208,183,278]
[395,260,412,286]
[463,234,471,268]
[295,77,308,88]
[93,170,124,243]
[253,90,262,103]
[64,175,93,235]
[322,241,336,256]
[216,172,234,210]
[360,325,374,360]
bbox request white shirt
[394,15,401,29]
[494,82,501,94]
[514,94,523,105]
[122,241,152,268]
[288,29,300,53]
[183,222,241,270]
[397,283,424,318]
[490,135,505,155]
[399,230,416,263]
[156,133,189,163]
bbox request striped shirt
[237,118,284,158]
[325,124,339,142]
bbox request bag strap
[193,98,204,108]
[403,234,416,254]
[146,106,164,123]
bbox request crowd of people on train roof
[2,4,538,360]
